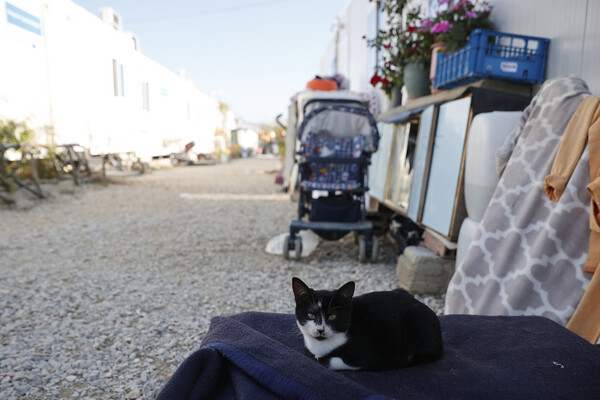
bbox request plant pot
[403,63,431,99]
[391,86,403,107]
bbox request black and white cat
[292,277,443,371]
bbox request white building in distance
[0,0,228,160]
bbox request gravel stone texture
[0,157,444,399]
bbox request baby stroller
[283,97,379,262]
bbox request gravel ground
[0,156,444,399]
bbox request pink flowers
[427,0,493,52]
[430,20,453,33]
[418,19,433,32]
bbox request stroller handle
[275,113,287,130]
[297,104,380,153]
[302,98,368,117]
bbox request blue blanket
[157,312,600,400]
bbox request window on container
[142,82,149,111]
[113,59,125,97]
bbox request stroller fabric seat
[300,135,364,191]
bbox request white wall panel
[582,0,600,94]
[490,0,599,94]
[318,0,376,93]
[346,0,370,93]
[0,0,50,136]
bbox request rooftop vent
[100,7,122,31]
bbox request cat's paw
[327,357,361,371]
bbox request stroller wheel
[358,236,367,263]
[294,237,303,261]
[371,237,380,263]
[283,235,291,260]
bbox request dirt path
[0,157,405,399]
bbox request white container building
[0,0,223,160]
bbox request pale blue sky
[72,0,349,124]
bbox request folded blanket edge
[205,341,328,400]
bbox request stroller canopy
[297,105,379,153]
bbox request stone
[396,246,455,295]
[125,388,141,399]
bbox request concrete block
[396,246,455,295]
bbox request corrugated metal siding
[489,0,599,93]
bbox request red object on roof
[306,78,337,91]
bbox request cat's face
[292,277,354,342]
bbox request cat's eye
[328,314,336,321]
[307,313,315,320]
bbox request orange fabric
[586,115,600,273]
[306,78,338,91]
[544,96,600,273]
[545,95,600,343]
[566,267,600,343]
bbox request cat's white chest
[302,330,348,358]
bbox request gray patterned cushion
[445,76,593,325]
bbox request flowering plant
[368,1,433,97]
[424,0,493,52]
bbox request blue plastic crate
[434,29,550,90]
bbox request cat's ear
[292,277,311,301]
[335,281,355,303]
